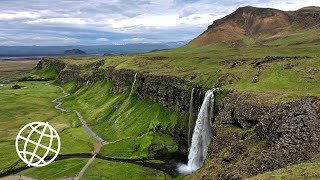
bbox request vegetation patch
[82,159,171,180]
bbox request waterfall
[187,88,195,148]
[178,89,216,174]
[130,72,137,95]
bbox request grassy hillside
[20,158,88,179]
[0,80,181,178]
[82,159,171,179]
[248,160,320,179]
[59,80,186,159]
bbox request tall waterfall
[130,72,137,95]
[178,89,216,174]
[187,88,195,148]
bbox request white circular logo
[15,122,60,167]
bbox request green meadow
[0,82,95,176]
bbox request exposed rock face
[105,66,199,114]
[34,58,66,71]
[255,97,320,172]
[35,59,204,115]
[190,94,320,179]
[191,6,320,46]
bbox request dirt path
[52,86,108,179]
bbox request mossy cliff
[34,58,320,179]
[35,58,204,115]
[189,94,320,179]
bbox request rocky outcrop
[34,58,66,71]
[105,66,198,114]
[191,94,320,179]
[255,97,320,173]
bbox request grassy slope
[0,82,95,174]
[20,158,87,179]
[82,159,171,180]
[59,80,186,159]
[248,161,320,180]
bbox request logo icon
[16,122,60,167]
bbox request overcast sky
[0,0,319,46]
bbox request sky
[0,0,319,46]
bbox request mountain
[190,6,320,47]
[64,49,86,55]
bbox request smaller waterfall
[178,89,217,174]
[187,88,195,148]
[130,72,137,95]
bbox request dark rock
[216,94,320,177]
[11,84,21,89]
[216,73,240,87]
[252,56,310,68]
[108,67,194,114]
[255,97,320,171]
[282,63,295,69]
[103,53,116,56]
[57,69,80,82]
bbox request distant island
[64,49,87,55]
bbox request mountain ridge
[190,6,320,47]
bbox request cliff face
[35,59,204,115]
[191,6,320,46]
[189,94,320,179]
[35,59,320,179]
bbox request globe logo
[15,122,60,167]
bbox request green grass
[248,161,320,180]
[100,132,178,159]
[82,159,171,180]
[19,158,87,179]
[264,28,320,47]
[31,65,58,80]
[60,80,185,140]
[60,80,185,159]
[0,81,95,174]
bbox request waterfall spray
[130,72,137,95]
[188,88,195,148]
[178,88,217,174]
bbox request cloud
[96,38,109,41]
[0,0,319,45]
[0,11,40,20]
[25,18,87,25]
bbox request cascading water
[130,72,137,95]
[187,88,195,148]
[178,89,216,174]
